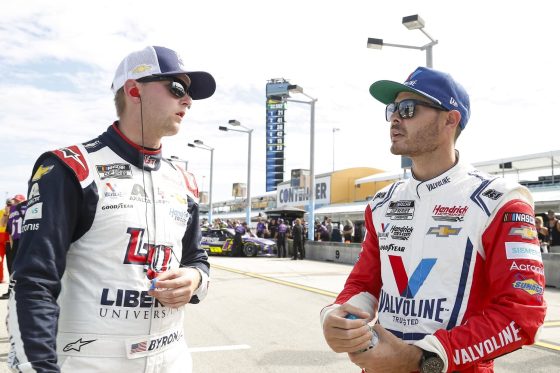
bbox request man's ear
[446,110,461,130]
[123,80,141,101]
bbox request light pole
[367,14,437,171]
[187,140,214,224]
[332,127,340,173]
[366,14,438,68]
[284,85,318,241]
[219,120,253,225]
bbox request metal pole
[209,148,214,225]
[426,45,433,68]
[309,100,316,241]
[332,129,335,173]
[246,130,252,226]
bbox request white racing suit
[7,123,210,372]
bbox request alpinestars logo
[59,147,87,170]
[63,338,96,352]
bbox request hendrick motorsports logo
[432,205,468,222]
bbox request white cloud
[1,0,559,202]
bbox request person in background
[342,219,354,243]
[535,216,549,253]
[0,198,13,284]
[256,217,267,238]
[1,194,27,300]
[7,45,214,372]
[547,209,560,250]
[291,218,304,260]
[268,218,278,240]
[231,221,246,257]
[321,66,546,373]
[276,218,287,258]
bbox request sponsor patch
[96,163,133,180]
[373,191,387,200]
[510,261,544,275]
[378,223,391,240]
[390,225,413,240]
[22,223,40,232]
[385,200,415,220]
[512,278,543,296]
[427,225,462,237]
[130,184,151,203]
[453,321,521,365]
[508,226,538,240]
[426,176,451,192]
[502,212,535,225]
[432,205,468,222]
[380,243,406,252]
[27,183,41,205]
[24,203,43,222]
[505,242,542,262]
[32,165,54,181]
[481,189,503,200]
[63,338,96,352]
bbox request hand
[148,267,201,308]
[322,304,373,353]
[348,324,422,373]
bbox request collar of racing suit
[98,122,163,171]
[409,152,480,198]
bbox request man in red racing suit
[321,67,546,373]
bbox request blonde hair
[535,216,543,224]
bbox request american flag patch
[130,341,147,353]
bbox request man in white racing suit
[7,46,216,372]
[321,67,546,372]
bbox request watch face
[422,356,444,373]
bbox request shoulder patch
[52,146,90,182]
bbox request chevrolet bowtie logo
[427,225,462,237]
[31,164,54,182]
[63,338,96,352]
[508,226,538,240]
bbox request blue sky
[1,0,559,202]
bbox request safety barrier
[297,241,560,288]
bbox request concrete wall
[301,241,560,288]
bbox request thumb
[342,303,371,320]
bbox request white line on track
[188,344,251,353]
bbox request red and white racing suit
[322,160,546,372]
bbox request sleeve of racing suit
[321,204,382,323]
[7,155,88,372]
[416,199,547,372]
[180,199,210,304]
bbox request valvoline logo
[389,256,436,298]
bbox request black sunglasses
[385,99,448,122]
[136,76,192,99]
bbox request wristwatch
[420,349,444,373]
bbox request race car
[200,227,277,257]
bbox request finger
[153,269,182,281]
[326,324,371,341]
[340,304,371,320]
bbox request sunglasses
[136,76,192,99]
[385,99,448,122]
